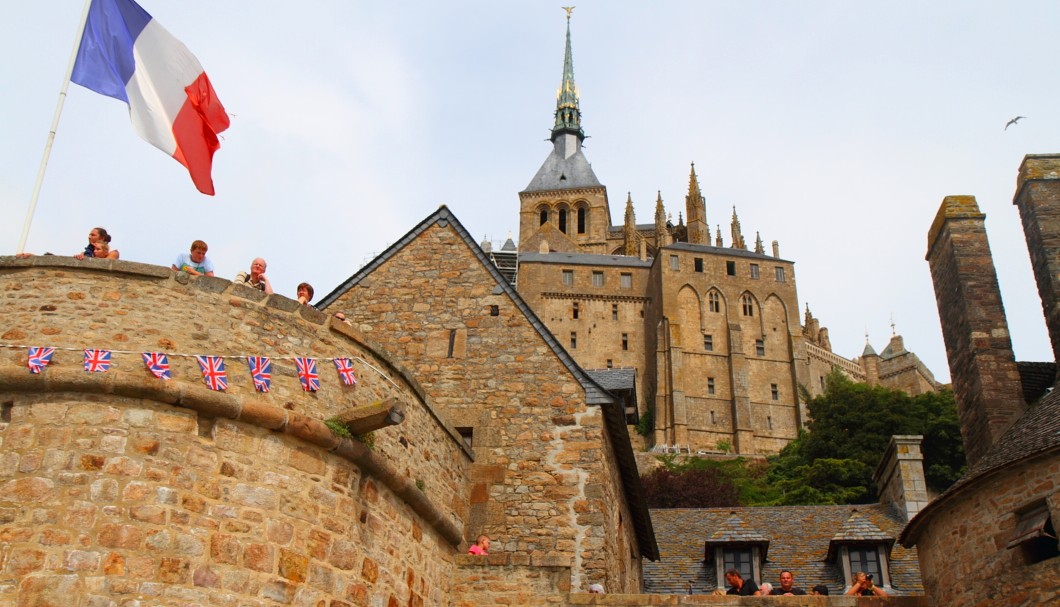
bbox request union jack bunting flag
[141,352,172,380]
[195,355,228,391]
[84,349,112,373]
[247,356,272,392]
[27,347,56,374]
[295,357,319,392]
[333,357,358,386]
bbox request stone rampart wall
[0,257,473,606]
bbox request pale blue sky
[4,1,1059,383]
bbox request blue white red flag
[195,355,227,391]
[27,347,56,374]
[71,0,230,195]
[247,356,272,392]
[141,352,171,380]
[333,358,358,386]
[295,357,320,392]
[84,349,112,372]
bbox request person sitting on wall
[467,534,490,555]
[846,572,887,597]
[172,240,214,276]
[18,226,119,260]
[234,257,274,293]
[724,568,760,596]
[770,570,807,596]
[296,282,314,306]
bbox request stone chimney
[1013,154,1060,363]
[873,435,929,522]
[925,196,1024,467]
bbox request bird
[1005,116,1025,130]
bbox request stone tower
[925,195,1024,466]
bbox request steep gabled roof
[318,205,658,560]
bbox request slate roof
[316,205,658,560]
[518,252,653,268]
[646,505,922,596]
[664,241,792,263]
[901,382,1060,546]
[585,368,636,393]
[523,136,603,192]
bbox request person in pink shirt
[467,534,490,555]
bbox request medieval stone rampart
[0,256,472,606]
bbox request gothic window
[750,264,760,279]
[559,209,568,233]
[771,384,779,400]
[742,295,755,317]
[708,377,715,395]
[592,271,604,287]
[694,258,704,272]
[572,302,579,319]
[669,255,679,270]
[775,267,786,282]
[704,334,713,351]
[620,273,632,289]
[577,207,586,234]
[756,339,765,356]
[709,291,720,313]
[562,270,574,286]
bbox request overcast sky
[4,1,1059,383]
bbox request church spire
[552,8,584,142]
[685,163,708,244]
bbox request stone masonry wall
[910,454,1060,607]
[0,256,472,606]
[330,222,642,593]
[1014,154,1060,364]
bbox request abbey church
[499,15,939,455]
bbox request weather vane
[563,6,575,20]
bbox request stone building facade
[507,16,939,456]
[900,156,1060,606]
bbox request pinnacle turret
[685,163,708,244]
[623,193,638,256]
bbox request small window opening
[1,402,11,423]
[577,208,586,234]
[572,302,579,319]
[489,305,499,316]
[755,339,765,357]
[447,329,456,358]
[570,332,577,349]
[622,333,629,351]
[540,209,549,226]
[726,261,736,276]
[559,209,568,233]
[612,304,619,321]
[606,359,613,369]
[703,334,713,351]
[456,427,474,449]
[694,258,704,272]
[771,384,779,400]
[707,377,715,395]
[750,264,760,279]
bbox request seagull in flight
[1005,116,1025,130]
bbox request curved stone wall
[0,257,472,606]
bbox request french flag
[71,0,229,195]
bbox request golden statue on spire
[562,6,575,20]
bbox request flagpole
[16,0,95,255]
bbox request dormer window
[1007,502,1060,564]
[704,512,769,589]
[827,510,895,592]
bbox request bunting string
[0,343,401,391]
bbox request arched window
[709,291,720,313]
[741,294,755,317]
[539,208,549,226]
[559,209,568,233]
[577,207,586,234]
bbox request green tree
[767,370,965,505]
